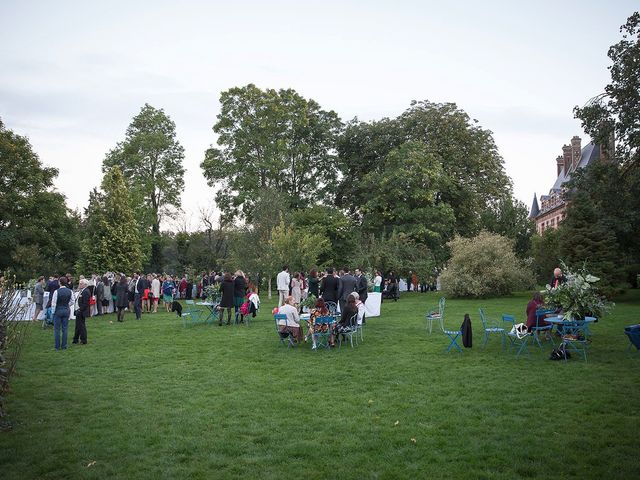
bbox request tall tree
[336,101,511,237]
[77,167,143,274]
[479,197,535,259]
[201,84,343,221]
[103,104,185,270]
[574,12,639,165]
[0,118,80,280]
[358,141,456,264]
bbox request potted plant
[300,294,318,313]
[542,262,614,320]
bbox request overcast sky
[0,1,636,230]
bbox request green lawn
[1,291,639,479]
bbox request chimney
[571,136,581,170]
[556,155,564,177]
[562,145,572,176]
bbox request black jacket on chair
[461,314,473,348]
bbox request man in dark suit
[320,268,339,303]
[354,268,368,303]
[133,272,146,320]
[73,278,91,345]
[338,267,358,313]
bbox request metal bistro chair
[274,314,295,348]
[502,314,530,358]
[324,301,338,317]
[561,317,595,362]
[313,315,335,350]
[338,313,359,349]
[478,308,505,349]
[183,300,203,327]
[531,309,555,348]
[439,315,462,353]
[426,297,445,334]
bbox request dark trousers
[134,293,142,319]
[73,311,87,344]
[117,307,126,322]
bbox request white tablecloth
[364,292,381,317]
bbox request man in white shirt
[276,266,290,307]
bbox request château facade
[529,136,603,234]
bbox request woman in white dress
[290,272,302,305]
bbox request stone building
[529,136,603,234]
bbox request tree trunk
[268,277,272,299]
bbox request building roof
[532,141,601,218]
[550,142,600,191]
[529,193,540,218]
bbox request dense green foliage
[76,168,143,274]
[1,292,639,478]
[103,104,185,271]
[0,119,80,280]
[530,228,562,285]
[574,12,639,165]
[201,84,342,221]
[441,231,534,298]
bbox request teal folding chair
[439,317,462,353]
[274,314,295,348]
[182,300,203,327]
[479,308,505,349]
[313,315,335,350]
[426,297,445,334]
[561,317,595,362]
[337,313,358,349]
[531,309,555,348]
[503,314,530,358]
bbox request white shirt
[374,275,382,287]
[249,292,260,310]
[276,270,290,291]
[151,278,161,297]
[277,303,299,327]
[355,301,365,325]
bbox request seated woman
[336,294,358,342]
[526,292,547,332]
[351,291,366,325]
[277,296,303,343]
[307,297,332,348]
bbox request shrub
[440,231,534,298]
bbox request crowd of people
[34,266,433,351]
[34,270,261,350]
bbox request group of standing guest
[276,266,369,313]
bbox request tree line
[1,12,637,296]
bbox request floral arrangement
[300,294,318,310]
[542,262,614,320]
[204,285,221,304]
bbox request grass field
[1,290,639,479]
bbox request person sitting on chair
[277,296,303,343]
[307,297,333,348]
[526,292,548,333]
[351,291,366,325]
[336,294,358,343]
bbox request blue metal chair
[479,308,505,349]
[426,297,445,334]
[503,314,530,358]
[313,315,335,350]
[531,309,554,348]
[274,314,295,348]
[183,300,203,327]
[439,317,462,353]
[624,324,640,355]
[337,313,358,349]
[560,317,595,362]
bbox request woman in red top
[526,292,546,331]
